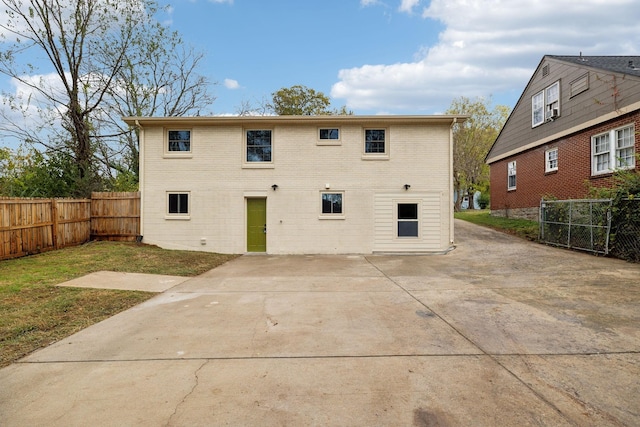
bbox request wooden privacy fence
[91,192,141,242]
[0,192,140,260]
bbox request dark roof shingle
[549,55,640,77]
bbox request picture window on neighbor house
[545,148,558,172]
[319,128,340,140]
[507,161,517,190]
[321,192,343,215]
[246,130,272,162]
[397,203,419,237]
[167,193,189,215]
[167,130,191,152]
[364,129,386,154]
[591,124,635,175]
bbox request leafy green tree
[0,147,88,197]
[269,85,352,115]
[446,97,510,211]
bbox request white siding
[373,192,444,253]
[139,119,454,254]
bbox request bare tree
[98,27,215,181]
[0,0,214,195]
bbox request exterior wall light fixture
[404,184,411,190]
[272,184,278,191]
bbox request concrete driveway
[1,220,639,426]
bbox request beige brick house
[123,115,465,254]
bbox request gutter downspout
[449,117,457,248]
[135,120,145,241]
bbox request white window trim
[394,200,421,239]
[164,129,193,158]
[545,148,558,173]
[362,128,390,160]
[532,91,544,127]
[319,191,345,220]
[545,81,560,121]
[165,191,191,220]
[243,129,275,169]
[591,124,636,176]
[532,80,560,128]
[507,161,517,191]
[317,127,341,146]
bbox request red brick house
[486,55,640,220]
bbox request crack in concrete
[363,255,577,426]
[164,360,208,427]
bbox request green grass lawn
[0,242,238,367]
[455,209,540,241]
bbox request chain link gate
[539,199,613,255]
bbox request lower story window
[507,161,517,190]
[397,203,418,237]
[168,192,189,215]
[321,192,343,214]
[592,124,636,175]
[545,148,558,172]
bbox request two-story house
[486,55,640,220]
[123,115,466,254]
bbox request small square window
[319,128,339,140]
[365,129,386,154]
[168,193,189,215]
[321,193,343,215]
[397,203,419,237]
[507,161,517,190]
[168,130,191,152]
[246,130,272,162]
[545,148,558,172]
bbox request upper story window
[318,127,341,146]
[532,92,544,127]
[507,161,517,190]
[545,148,558,173]
[591,124,636,175]
[532,81,560,127]
[363,129,389,159]
[167,130,191,152]
[319,128,339,140]
[246,130,272,163]
[365,129,385,153]
[545,82,560,120]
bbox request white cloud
[360,0,380,6]
[332,0,640,113]
[224,78,240,89]
[399,0,419,13]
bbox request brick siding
[490,110,640,217]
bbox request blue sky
[1,0,640,127]
[161,0,640,115]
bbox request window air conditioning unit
[545,108,559,121]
